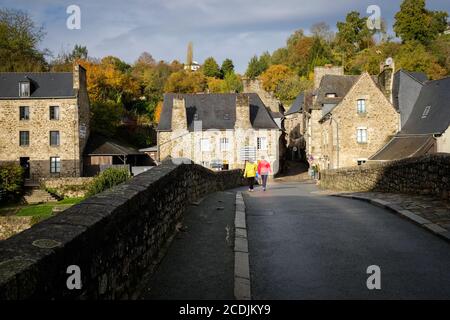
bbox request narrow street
[244,182,450,299]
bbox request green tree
[394,0,448,45]
[336,11,374,55]
[275,76,313,106]
[90,101,125,136]
[0,8,48,71]
[223,72,243,93]
[245,53,271,79]
[221,58,234,76]
[203,57,221,78]
[164,70,207,93]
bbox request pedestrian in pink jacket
[257,156,272,191]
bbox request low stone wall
[0,217,33,241]
[0,163,245,299]
[319,154,450,199]
[42,177,94,198]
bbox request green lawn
[15,197,85,221]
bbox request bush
[87,167,131,197]
[0,163,25,201]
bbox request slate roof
[0,72,75,98]
[369,135,435,161]
[392,69,427,111]
[157,93,279,131]
[84,133,144,156]
[285,93,304,116]
[401,77,450,135]
[315,75,360,108]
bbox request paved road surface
[244,182,450,299]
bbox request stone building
[284,93,306,160]
[370,76,450,161]
[0,65,90,180]
[318,72,399,169]
[157,93,281,174]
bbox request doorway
[20,157,30,179]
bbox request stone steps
[24,189,58,205]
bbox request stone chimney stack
[73,64,86,90]
[314,65,344,89]
[378,58,395,102]
[235,94,251,129]
[171,95,187,131]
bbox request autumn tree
[260,65,294,93]
[164,70,207,93]
[394,0,448,45]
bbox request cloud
[2,0,450,72]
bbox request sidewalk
[321,190,450,241]
[139,190,237,299]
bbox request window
[50,131,60,146]
[50,157,61,173]
[20,106,29,120]
[357,159,367,166]
[220,137,230,151]
[194,113,199,121]
[257,137,267,150]
[50,106,60,120]
[19,131,29,146]
[223,113,230,120]
[326,93,337,98]
[19,82,30,97]
[357,128,368,144]
[357,99,366,114]
[200,138,210,151]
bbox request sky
[1,0,450,73]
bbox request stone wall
[0,162,245,299]
[0,217,33,241]
[242,78,283,113]
[319,154,450,200]
[42,177,94,198]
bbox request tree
[164,70,207,93]
[245,53,271,79]
[203,57,221,78]
[207,77,226,93]
[223,72,243,93]
[187,42,193,66]
[0,8,48,71]
[310,22,334,43]
[394,0,448,45]
[70,44,88,60]
[90,101,125,136]
[336,11,374,55]
[154,101,163,123]
[221,58,234,76]
[260,65,294,93]
[276,76,313,106]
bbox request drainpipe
[330,116,339,169]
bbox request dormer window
[19,81,30,97]
[326,93,337,98]
[422,106,431,119]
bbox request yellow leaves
[154,101,163,123]
[260,64,294,93]
[164,70,207,93]
[207,77,226,93]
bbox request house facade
[157,93,281,174]
[318,72,399,169]
[0,65,90,180]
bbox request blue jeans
[261,174,268,188]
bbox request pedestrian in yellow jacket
[243,160,258,192]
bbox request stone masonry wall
[42,177,94,198]
[0,162,245,299]
[319,154,450,200]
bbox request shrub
[0,163,25,201]
[87,167,131,197]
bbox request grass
[13,197,85,223]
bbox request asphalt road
[244,182,450,299]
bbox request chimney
[171,95,188,131]
[378,58,395,102]
[235,94,251,129]
[314,65,344,89]
[73,64,86,91]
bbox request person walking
[257,156,272,191]
[243,159,258,192]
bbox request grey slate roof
[285,93,304,116]
[369,135,435,161]
[392,70,427,123]
[0,72,75,98]
[157,93,279,131]
[315,75,360,108]
[401,77,450,135]
[84,133,144,156]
